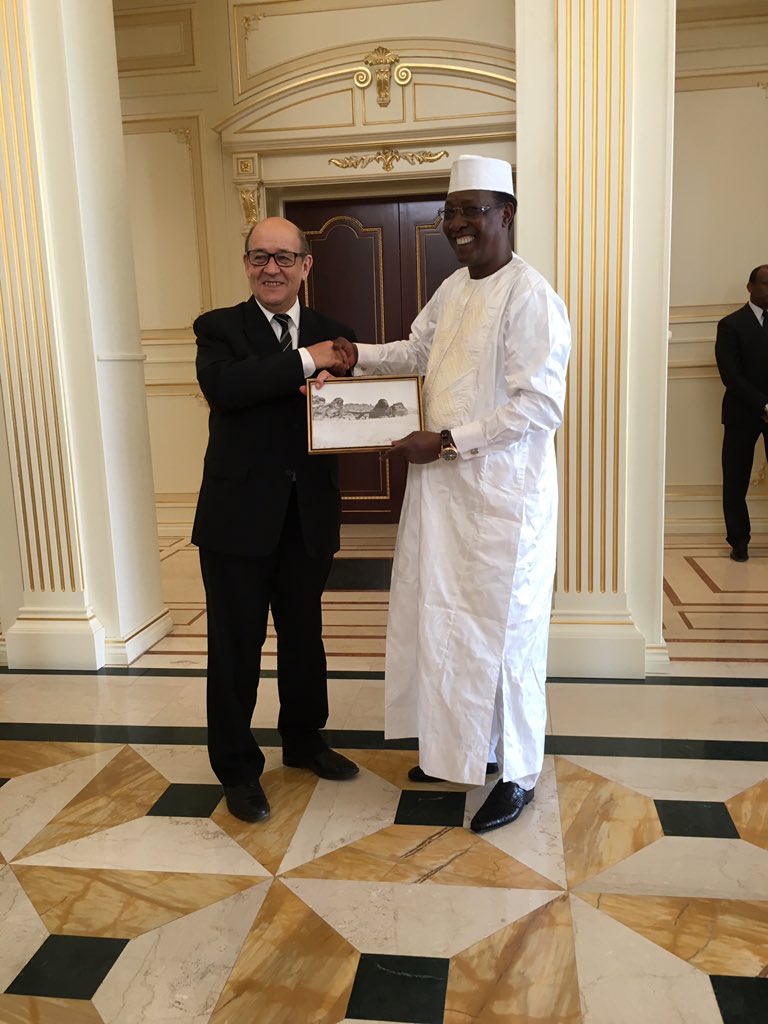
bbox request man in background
[333,155,571,833]
[715,264,768,562]
[193,217,359,824]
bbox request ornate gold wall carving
[329,148,448,173]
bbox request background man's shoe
[408,762,499,784]
[224,781,270,823]
[730,544,749,562]
[470,781,534,833]
[283,748,359,780]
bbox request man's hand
[383,431,441,464]
[306,340,349,375]
[332,336,358,369]
[300,370,334,396]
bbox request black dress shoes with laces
[730,544,749,562]
[282,748,359,780]
[407,762,499,784]
[470,780,534,833]
[223,781,270,823]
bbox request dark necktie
[273,313,292,352]
[763,310,768,335]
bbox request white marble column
[516,0,675,676]
[0,0,172,667]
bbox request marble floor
[0,526,766,1023]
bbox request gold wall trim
[122,114,212,328]
[0,0,80,594]
[329,148,448,173]
[114,8,195,75]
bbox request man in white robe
[333,155,571,832]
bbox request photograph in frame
[307,375,424,454]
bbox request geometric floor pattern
[1,742,766,1023]
[2,525,768,1021]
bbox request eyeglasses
[437,204,505,222]
[246,249,308,267]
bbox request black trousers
[721,423,768,547]
[199,488,334,786]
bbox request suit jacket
[715,303,768,428]
[192,296,356,557]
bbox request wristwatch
[439,429,459,462]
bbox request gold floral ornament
[329,148,449,173]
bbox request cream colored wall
[114,0,516,532]
[666,13,768,534]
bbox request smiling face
[442,189,515,279]
[243,217,312,313]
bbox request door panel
[286,194,457,522]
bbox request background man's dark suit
[193,296,356,787]
[715,302,768,552]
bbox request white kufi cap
[448,154,515,196]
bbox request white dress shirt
[255,297,316,377]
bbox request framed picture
[307,375,424,454]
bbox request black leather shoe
[282,748,359,780]
[470,781,534,833]
[224,781,270,823]
[408,762,499,784]
[730,544,749,562]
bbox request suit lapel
[243,295,280,353]
[738,303,766,343]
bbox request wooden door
[286,195,458,522]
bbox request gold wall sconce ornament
[329,148,448,173]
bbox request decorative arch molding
[215,39,515,151]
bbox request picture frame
[306,375,424,454]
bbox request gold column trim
[329,148,448,173]
[364,46,400,107]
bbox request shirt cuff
[353,343,380,372]
[300,348,316,377]
[450,422,484,459]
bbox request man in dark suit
[715,264,768,561]
[193,216,359,823]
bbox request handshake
[306,336,359,377]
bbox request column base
[5,611,106,669]
[547,616,647,678]
[104,608,174,667]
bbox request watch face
[441,447,458,461]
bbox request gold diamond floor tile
[0,741,119,778]
[726,778,768,852]
[208,880,358,1024]
[0,996,104,1023]
[212,767,319,876]
[282,824,561,890]
[556,757,664,888]
[577,893,768,976]
[444,893,581,1023]
[16,746,169,859]
[11,865,264,938]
